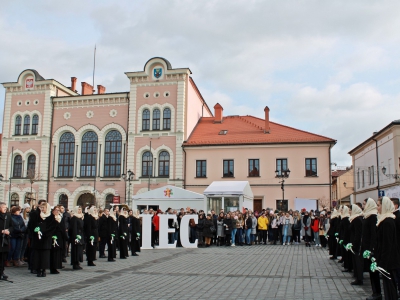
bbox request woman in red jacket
[152,210,161,246]
[310,213,320,247]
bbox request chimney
[264,106,270,133]
[214,103,223,123]
[81,82,93,95]
[97,85,106,94]
[71,77,77,92]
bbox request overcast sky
[1,0,400,167]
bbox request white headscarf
[132,209,140,219]
[109,207,117,221]
[363,198,378,219]
[377,196,396,226]
[40,203,51,220]
[72,206,84,219]
[331,209,338,219]
[89,206,98,220]
[120,208,128,218]
[349,204,363,222]
[341,205,350,218]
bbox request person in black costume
[31,202,56,277]
[376,197,400,300]
[107,208,118,261]
[340,206,352,272]
[390,197,400,296]
[348,204,363,285]
[129,209,141,256]
[223,214,232,246]
[27,199,46,273]
[50,206,66,274]
[69,206,84,270]
[361,198,381,300]
[98,208,109,258]
[335,206,343,263]
[118,209,129,259]
[85,206,99,266]
[0,201,13,280]
[328,209,339,259]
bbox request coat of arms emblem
[154,68,162,79]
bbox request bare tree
[318,196,331,210]
[26,168,42,205]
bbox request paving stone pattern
[1,244,372,300]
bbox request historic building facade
[1,57,212,208]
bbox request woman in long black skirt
[31,202,56,277]
[130,209,141,256]
[107,208,118,261]
[69,206,84,270]
[85,206,98,266]
[50,206,66,274]
[118,209,129,259]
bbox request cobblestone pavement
[1,244,373,300]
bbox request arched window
[15,115,22,135]
[142,151,153,177]
[10,193,19,206]
[27,154,36,177]
[163,108,171,130]
[105,194,114,209]
[59,194,68,208]
[23,115,30,135]
[58,132,75,177]
[13,155,22,178]
[142,109,150,131]
[31,115,39,135]
[24,192,35,205]
[153,109,160,130]
[104,130,122,177]
[159,151,170,177]
[80,131,98,177]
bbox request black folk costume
[118,211,129,259]
[361,198,381,299]
[31,203,56,277]
[130,210,141,256]
[348,204,363,285]
[328,209,339,259]
[50,212,66,274]
[107,210,118,261]
[85,207,99,266]
[0,211,13,280]
[98,213,108,258]
[376,197,400,300]
[69,207,84,270]
[340,206,352,272]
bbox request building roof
[183,115,336,146]
[348,120,400,154]
[332,169,350,178]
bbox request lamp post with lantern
[122,170,134,208]
[275,169,291,211]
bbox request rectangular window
[248,159,260,177]
[371,166,374,184]
[196,160,206,178]
[223,160,234,177]
[357,171,360,189]
[362,170,365,187]
[276,159,288,176]
[368,167,371,185]
[305,158,317,177]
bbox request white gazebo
[203,181,254,213]
[132,185,206,212]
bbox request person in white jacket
[282,212,294,245]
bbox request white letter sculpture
[180,214,198,248]
[156,214,177,249]
[139,214,153,249]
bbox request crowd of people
[0,197,399,300]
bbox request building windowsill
[195,177,207,179]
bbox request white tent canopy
[132,185,206,211]
[203,181,254,200]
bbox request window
[276,159,288,176]
[59,194,68,208]
[223,160,234,177]
[357,170,360,189]
[248,159,259,177]
[105,194,114,208]
[362,170,365,187]
[142,109,150,130]
[80,131,98,177]
[58,132,75,177]
[163,108,171,130]
[23,115,30,135]
[15,115,21,135]
[153,109,160,130]
[13,155,22,178]
[31,115,38,135]
[371,166,374,184]
[305,158,317,177]
[27,155,36,176]
[142,151,153,177]
[10,193,19,207]
[158,151,170,177]
[104,130,122,177]
[196,160,207,178]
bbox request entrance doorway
[253,199,262,213]
[77,193,95,208]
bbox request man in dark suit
[0,202,13,280]
[391,197,400,295]
[98,209,109,258]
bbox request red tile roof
[184,115,335,146]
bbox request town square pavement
[1,244,372,300]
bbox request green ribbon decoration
[339,240,343,245]
[34,227,40,233]
[76,235,81,240]
[363,250,371,259]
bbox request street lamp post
[122,170,134,208]
[275,168,291,211]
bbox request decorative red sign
[25,78,34,89]
[113,196,120,204]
